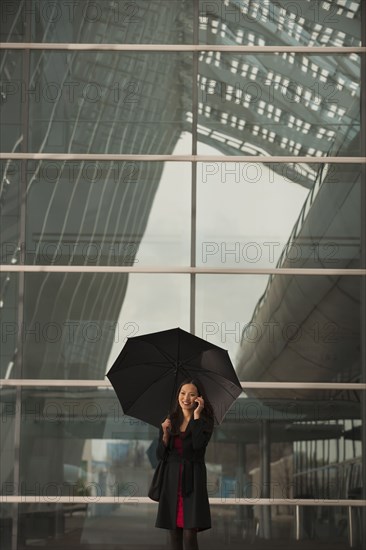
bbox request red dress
[174,432,185,528]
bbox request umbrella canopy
[106,327,242,428]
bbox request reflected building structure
[0,1,365,549]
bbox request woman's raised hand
[193,396,205,419]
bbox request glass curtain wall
[0,1,365,549]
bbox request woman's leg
[183,528,199,550]
[169,528,183,550]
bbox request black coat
[155,416,213,531]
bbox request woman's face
[178,383,199,412]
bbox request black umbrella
[106,327,242,428]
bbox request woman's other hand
[161,418,171,445]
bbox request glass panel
[215,393,363,545]
[208,506,360,547]
[0,272,19,378]
[1,160,191,266]
[199,0,362,47]
[0,388,16,494]
[0,50,23,149]
[0,504,13,550]
[197,163,364,269]
[19,387,159,497]
[213,392,363,546]
[0,0,193,44]
[20,273,190,379]
[196,275,363,382]
[197,53,361,157]
[0,50,192,154]
[0,160,20,265]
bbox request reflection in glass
[197,53,361,158]
[0,389,15,493]
[1,50,361,159]
[19,387,158,497]
[199,0,362,47]
[197,163,363,269]
[1,50,192,154]
[0,0,193,44]
[21,274,190,379]
[16,387,363,547]
[0,504,13,550]
[196,275,362,383]
[0,160,191,266]
[0,160,20,266]
[0,272,19,379]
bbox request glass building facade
[0,1,365,548]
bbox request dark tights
[169,528,199,550]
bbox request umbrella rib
[200,371,238,425]
[110,361,173,372]
[141,341,178,366]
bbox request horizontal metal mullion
[1,153,365,163]
[241,382,366,390]
[0,379,111,387]
[1,266,366,275]
[1,380,365,390]
[1,44,365,53]
[0,496,365,506]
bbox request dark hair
[169,379,214,435]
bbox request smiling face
[178,383,199,412]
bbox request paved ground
[12,505,363,549]
[16,524,361,550]
[17,534,362,550]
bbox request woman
[155,379,214,550]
